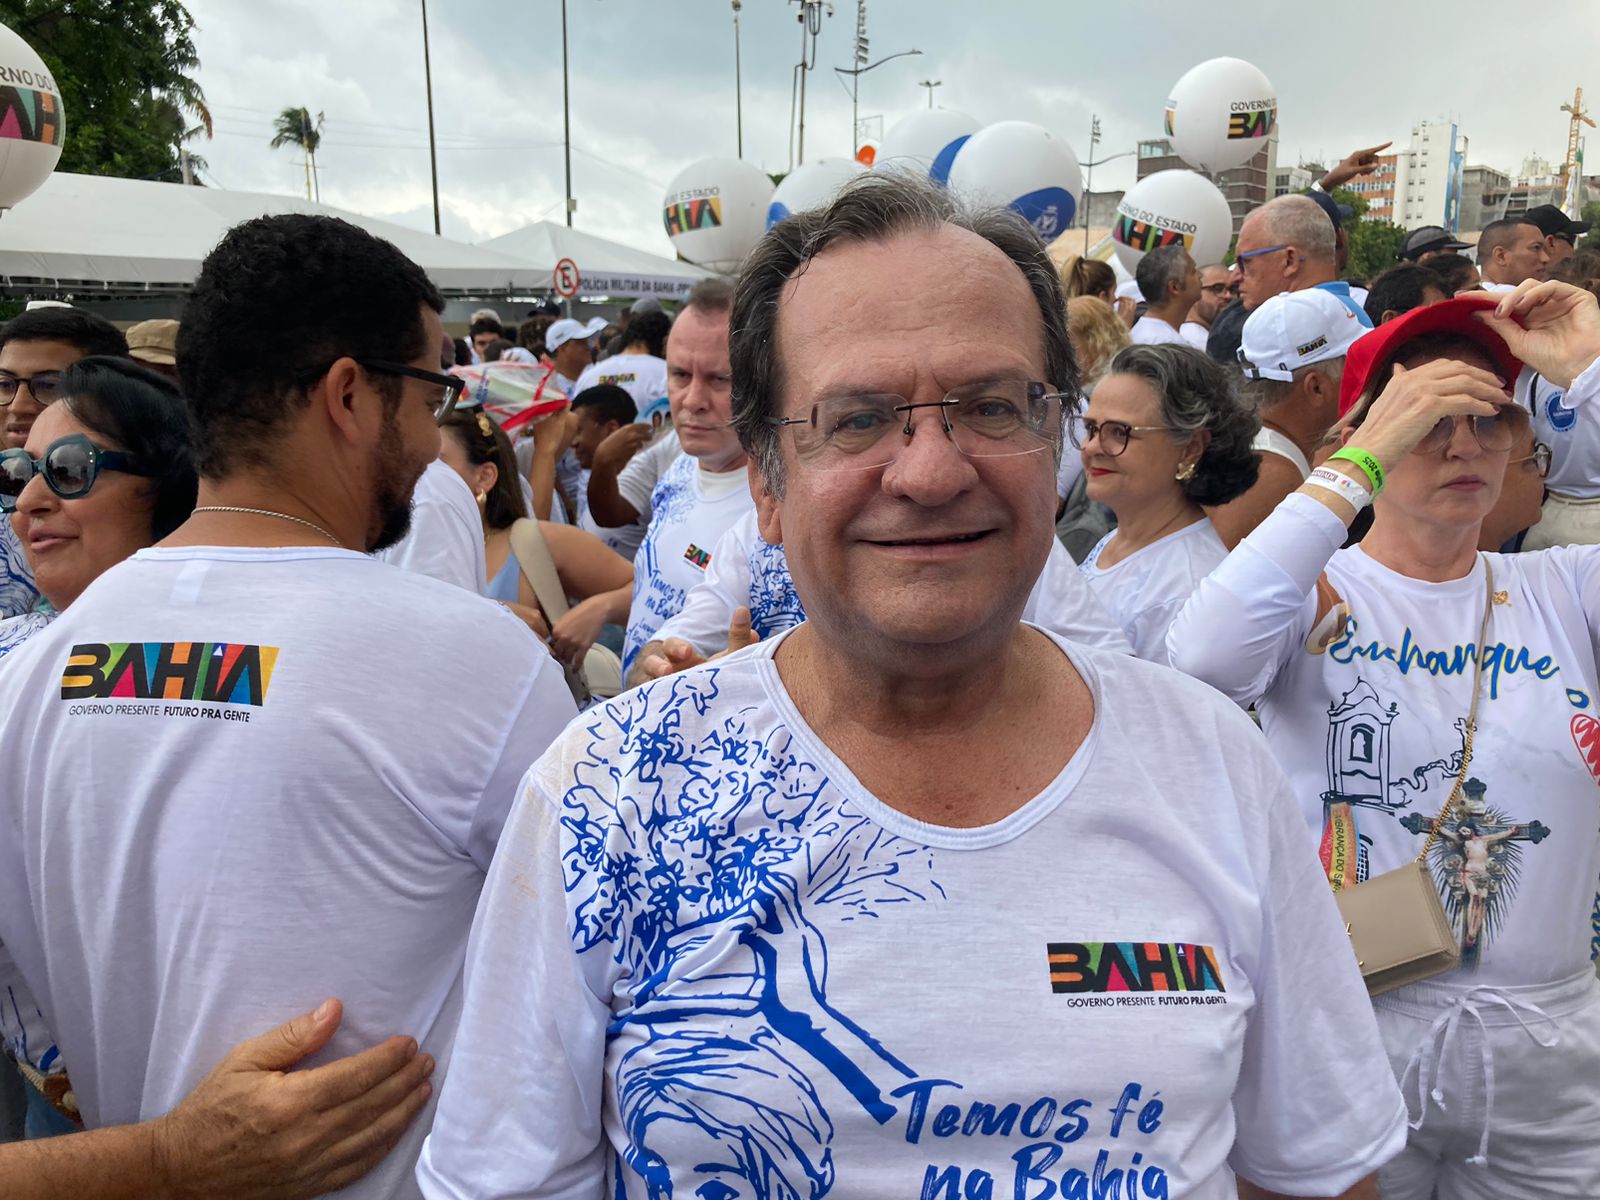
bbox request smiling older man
[418,171,1405,1200]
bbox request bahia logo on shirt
[60,641,279,709]
[682,543,712,570]
[1047,941,1226,1002]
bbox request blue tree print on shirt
[559,669,944,1198]
[746,540,805,642]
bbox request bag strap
[1415,557,1495,864]
[508,518,570,622]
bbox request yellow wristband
[1327,447,1384,497]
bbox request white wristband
[1304,466,1372,512]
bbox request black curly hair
[176,214,443,476]
[1104,343,1260,507]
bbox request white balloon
[1110,169,1233,275]
[661,157,774,272]
[0,23,64,212]
[767,157,865,228]
[1163,57,1276,175]
[877,108,979,184]
[946,121,1082,242]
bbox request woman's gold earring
[1176,462,1196,482]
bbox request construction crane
[1559,87,1595,214]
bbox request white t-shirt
[376,459,488,593]
[1179,321,1211,350]
[1129,314,1188,346]
[1080,518,1228,665]
[622,452,753,672]
[655,509,1133,656]
[0,547,577,1198]
[1522,360,1600,499]
[614,427,683,521]
[0,518,38,619]
[1169,493,1600,990]
[415,631,1406,1199]
[572,354,669,417]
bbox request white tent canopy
[0,173,560,296]
[478,220,712,299]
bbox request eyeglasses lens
[45,440,94,497]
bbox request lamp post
[835,49,921,154]
[917,79,941,108]
[732,0,743,158]
[561,0,573,226]
[791,1,830,167]
[1081,143,1137,253]
[420,0,440,234]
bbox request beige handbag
[508,518,623,704]
[1332,559,1494,996]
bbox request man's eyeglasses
[298,358,465,423]
[1069,417,1168,458]
[0,371,62,407]
[0,433,157,511]
[1200,283,1233,296]
[1509,442,1552,479]
[1233,245,1291,272]
[766,379,1066,472]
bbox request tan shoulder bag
[507,518,623,704]
[1332,558,1494,995]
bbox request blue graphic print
[559,670,944,1197]
[0,610,53,663]
[0,520,39,620]
[623,455,702,672]
[747,539,805,642]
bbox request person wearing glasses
[1479,423,1551,552]
[418,171,1404,1200]
[1170,285,1600,1198]
[1232,194,1373,328]
[1074,344,1258,665]
[0,214,576,1199]
[0,306,129,622]
[1180,263,1234,350]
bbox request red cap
[1338,294,1523,419]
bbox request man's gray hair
[729,170,1078,497]
[1237,356,1345,412]
[1253,195,1335,263]
[1135,244,1190,305]
[683,275,735,315]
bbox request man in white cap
[545,316,607,396]
[1206,288,1364,547]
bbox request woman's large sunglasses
[0,433,157,511]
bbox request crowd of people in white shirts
[1,159,1599,1200]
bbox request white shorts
[1522,491,1600,550]
[1373,969,1600,1199]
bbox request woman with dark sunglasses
[1171,284,1600,1198]
[0,355,197,1137]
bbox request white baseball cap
[1238,289,1364,381]
[545,316,608,353]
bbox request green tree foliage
[1332,187,1407,282]
[1579,201,1600,253]
[270,106,323,200]
[0,0,210,182]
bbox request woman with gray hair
[1075,343,1259,663]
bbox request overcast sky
[185,0,1596,257]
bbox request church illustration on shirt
[1321,678,1549,967]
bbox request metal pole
[1083,115,1095,253]
[852,73,859,156]
[797,15,809,166]
[732,2,743,159]
[420,0,441,234]
[561,0,573,227]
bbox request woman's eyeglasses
[1412,409,1521,456]
[1069,418,1168,458]
[0,433,157,511]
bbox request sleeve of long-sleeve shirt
[1166,491,1345,705]
[654,519,754,657]
[417,770,612,1199]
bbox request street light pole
[420,0,440,234]
[835,49,921,155]
[918,79,941,108]
[561,0,573,227]
[1083,115,1100,253]
[732,0,743,158]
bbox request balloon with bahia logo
[766,158,865,229]
[661,157,774,273]
[1110,169,1233,275]
[945,121,1082,242]
[1163,57,1276,175]
[0,23,65,212]
[876,108,979,185]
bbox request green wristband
[1328,447,1384,497]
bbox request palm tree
[270,107,324,201]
